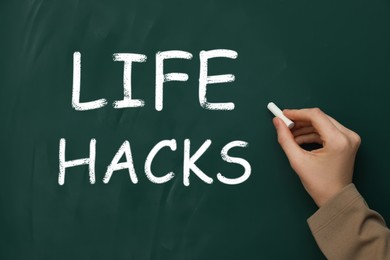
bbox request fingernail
[273,117,279,128]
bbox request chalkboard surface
[1,1,390,259]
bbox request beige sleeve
[307,184,390,259]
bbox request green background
[1,0,390,259]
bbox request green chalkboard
[1,0,390,259]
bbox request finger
[326,115,361,147]
[327,115,349,134]
[295,133,322,145]
[273,117,304,160]
[291,120,312,130]
[283,108,338,138]
[292,126,316,137]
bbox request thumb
[273,117,303,161]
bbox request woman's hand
[273,108,361,207]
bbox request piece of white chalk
[267,102,295,129]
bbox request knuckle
[350,131,361,148]
[332,131,361,152]
[311,107,322,116]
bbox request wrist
[315,184,350,207]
